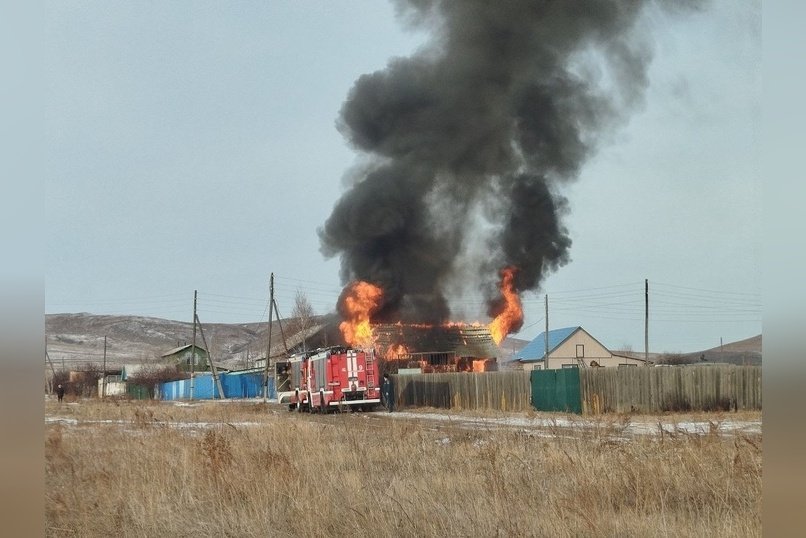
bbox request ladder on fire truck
[365,349,377,390]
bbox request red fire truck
[275,346,381,412]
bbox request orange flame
[487,266,523,345]
[338,281,383,348]
[472,359,487,372]
[384,343,409,361]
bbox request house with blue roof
[514,326,650,370]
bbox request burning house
[332,278,512,374]
[374,323,499,374]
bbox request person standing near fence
[381,374,393,412]
[56,384,65,403]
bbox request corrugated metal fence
[579,365,762,414]
[159,373,274,401]
[393,371,531,412]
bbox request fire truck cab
[275,346,380,412]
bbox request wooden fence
[393,371,531,412]
[389,366,761,414]
[579,365,762,414]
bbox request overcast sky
[44,1,761,354]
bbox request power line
[273,274,343,289]
[46,279,762,330]
[652,281,761,297]
[547,282,639,295]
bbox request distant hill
[705,334,762,354]
[46,312,524,371]
[45,312,327,371]
[655,334,762,366]
[47,313,757,371]
[694,334,761,365]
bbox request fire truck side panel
[310,351,327,392]
[290,360,302,392]
[281,347,381,411]
[327,354,341,403]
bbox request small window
[562,364,579,369]
[576,344,584,358]
[619,363,637,368]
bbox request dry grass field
[45,399,761,537]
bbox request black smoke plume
[320,0,686,327]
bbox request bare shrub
[127,364,186,398]
[66,362,103,397]
[50,370,70,393]
[657,353,695,365]
[133,408,156,428]
[251,446,296,484]
[199,430,233,478]
[287,290,316,352]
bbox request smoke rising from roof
[320,0,692,328]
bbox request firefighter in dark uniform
[381,373,393,412]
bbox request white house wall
[550,330,611,362]
[549,356,647,368]
[97,380,127,396]
[519,329,649,370]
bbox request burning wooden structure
[373,323,500,373]
[334,279,510,373]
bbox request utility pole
[191,290,197,401]
[644,279,649,364]
[263,273,274,402]
[45,350,56,394]
[102,336,107,399]
[273,298,288,354]
[196,316,225,399]
[544,294,549,370]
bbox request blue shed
[159,372,274,400]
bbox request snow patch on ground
[386,411,761,437]
[46,417,78,425]
[45,408,761,440]
[45,416,261,430]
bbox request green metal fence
[127,384,151,400]
[530,368,583,413]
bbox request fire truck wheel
[295,391,303,413]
